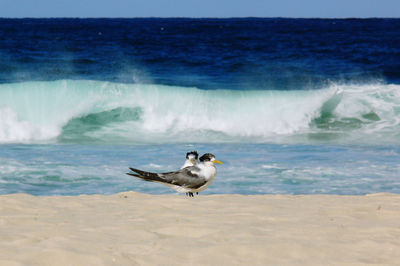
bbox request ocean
[1,18,400,195]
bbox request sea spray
[0,80,400,144]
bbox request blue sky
[1,0,399,18]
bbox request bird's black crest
[199,153,215,162]
[186,151,199,159]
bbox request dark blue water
[1,18,400,196]
[1,18,399,89]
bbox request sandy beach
[0,192,399,265]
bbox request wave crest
[0,80,399,144]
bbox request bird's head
[186,151,199,164]
[199,153,223,165]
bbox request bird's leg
[188,192,194,197]
[196,192,198,195]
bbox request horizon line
[0,16,399,19]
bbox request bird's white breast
[202,165,216,181]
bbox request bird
[181,150,199,195]
[127,153,223,197]
[181,150,198,169]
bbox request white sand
[0,192,399,265]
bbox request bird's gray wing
[161,167,207,189]
[127,166,206,189]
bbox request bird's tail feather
[126,172,143,178]
[127,167,166,183]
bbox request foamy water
[1,80,400,144]
[1,143,400,196]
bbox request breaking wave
[0,80,400,144]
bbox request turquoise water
[1,143,400,195]
[1,80,400,196]
[1,80,400,145]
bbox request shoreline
[1,192,399,265]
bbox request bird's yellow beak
[213,160,223,164]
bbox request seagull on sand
[127,153,223,197]
[181,151,199,169]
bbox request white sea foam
[0,107,57,142]
[0,80,399,144]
